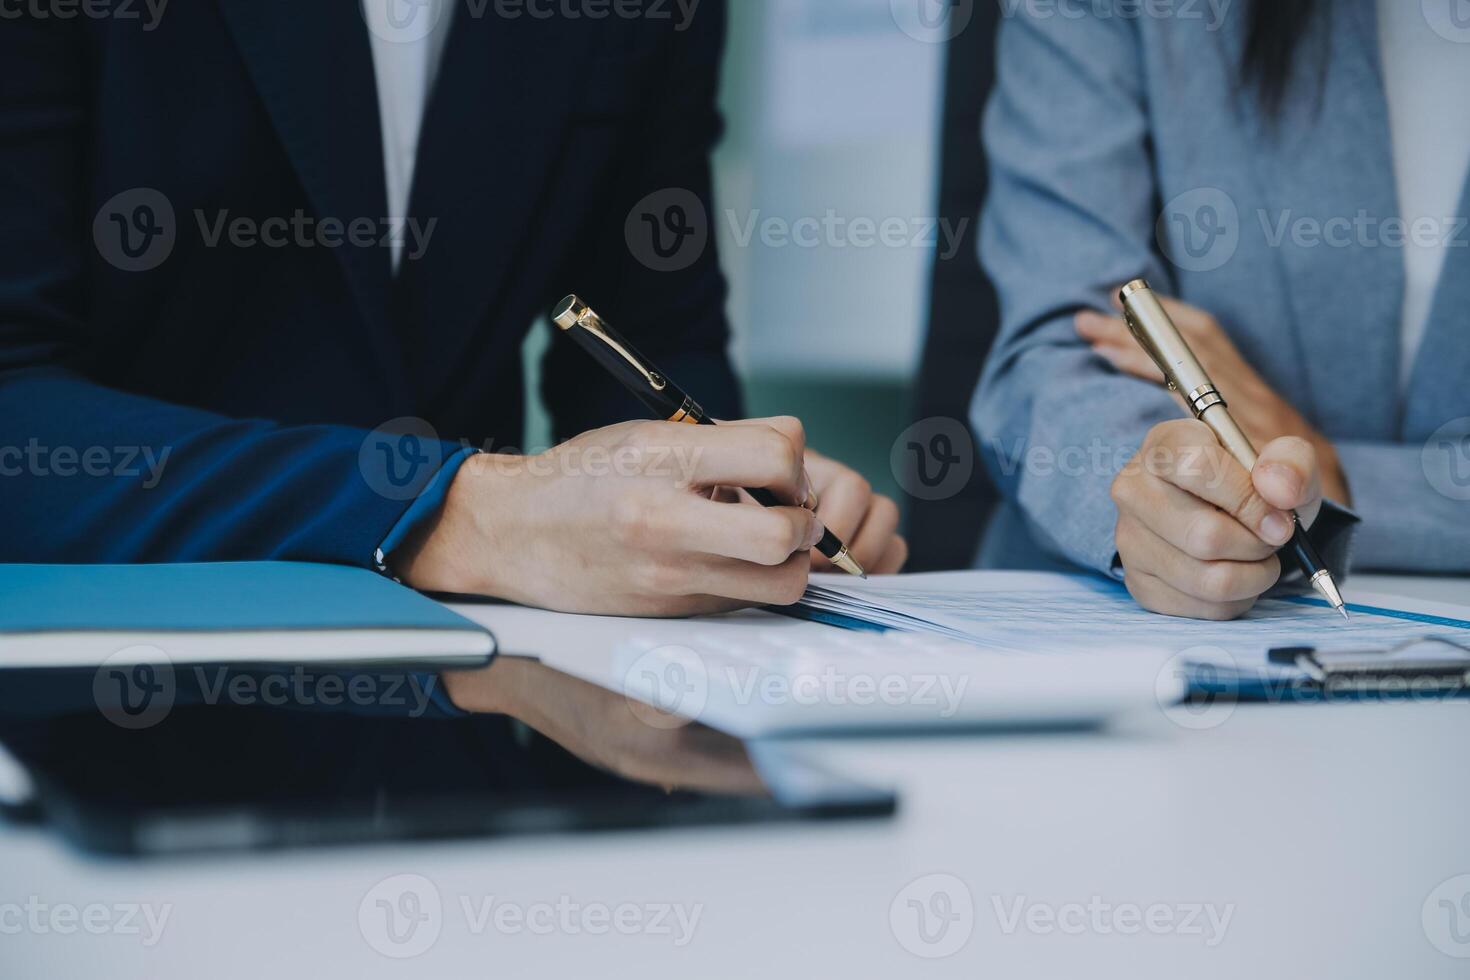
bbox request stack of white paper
[799,571,1470,681]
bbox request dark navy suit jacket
[0,0,740,569]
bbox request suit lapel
[1242,0,1401,440]
[395,9,595,399]
[216,0,407,406]
[1402,167,1470,441]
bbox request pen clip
[552,295,667,393]
[1121,305,1179,393]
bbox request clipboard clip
[1268,636,1470,694]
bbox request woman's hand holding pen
[395,416,905,618]
[1111,420,1327,621]
[1076,293,1350,504]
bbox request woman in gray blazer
[974,0,1470,619]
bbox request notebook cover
[0,563,485,634]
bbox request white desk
[3,575,1467,979]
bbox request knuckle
[1262,553,1283,585]
[637,560,684,597]
[872,493,899,525]
[1110,471,1135,509]
[1228,479,1264,523]
[1184,512,1231,559]
[772,416,806,448]
[627,421,665,448]
[765,433,801,481]
[754,518,799,565]
[1153,418,1203,449]
[607,420,643,439]
[772,564,809,606]
[1198,562,1243,603]
[609,496,653,545]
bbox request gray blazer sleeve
[972,8,1363,584]
[1337,441,1470,574]
[971,9,1179,574]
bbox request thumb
[1253,436,1322,525]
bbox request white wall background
[715,0,946,380]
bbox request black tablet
[0,692,894,857]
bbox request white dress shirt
[1377,0,1470,391]
[361,0,456,270]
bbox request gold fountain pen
[1118,280,1348,618]
[551,295,866,578]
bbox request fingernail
[1261,512,1292,545]
[806,518,825,550]
[1258,463,1301,501]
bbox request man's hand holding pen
[394,416,906,618]
[712,420,909,577]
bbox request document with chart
[797,572,1470,683]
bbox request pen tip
[829,547,866,579]
[1309,570,1347,620]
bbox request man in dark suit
[0,0,907,720]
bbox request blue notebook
[0,563,495,670]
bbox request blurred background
[526,0,954,512]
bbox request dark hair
[1241,0,1326,115]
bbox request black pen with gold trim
[551,294,866,577]
[1118,279,1347,618]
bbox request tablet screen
[0,672,894,857]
